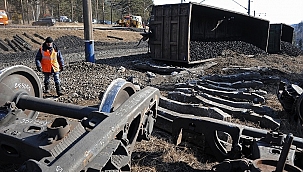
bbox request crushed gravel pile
[0,35,155,105]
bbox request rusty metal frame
[155,107,303,170]
[0,87,159,172]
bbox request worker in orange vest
[35,37,65,96]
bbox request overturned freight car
[149,2,270,64]
[268,23,294,53]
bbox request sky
[153,0,303,25]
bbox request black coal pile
[189,40,267,62]
[54,35,84,52]
[54,35,125,51]
[281,41,303,56]
[53,35,147,55]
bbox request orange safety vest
[40,47,60,73]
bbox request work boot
[44,83,50,93]
[55,84,64,96]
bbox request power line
[230,0,251,15]
[231,0,247,10]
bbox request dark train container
[149,2,270,64]
[268,23,294,53]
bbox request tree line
[294,21,303,50]
[0,0,154,24]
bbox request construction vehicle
[0,10,8,25]
[117,15,143,28]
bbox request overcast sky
[153,0,303,25]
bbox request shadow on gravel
[94,52,195,71]
[95,53,152,68]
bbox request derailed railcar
[268,23,294,53]
[149,2,270,64]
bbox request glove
[37,67,42,72]
[60,66,64,71]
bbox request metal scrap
[0,65,160,172]
[278,80,303,124]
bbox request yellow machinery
[0,10,8,25]
[117,15,143,28]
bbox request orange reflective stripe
[40,47,60,72]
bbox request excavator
[0,10,8,25]
[116,15,143,28]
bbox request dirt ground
[0,23,142,51]
[1,25,303,171]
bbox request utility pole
[102,0,104,24]
[83,0,95,62]
[231,0,251,15]
[247,0,251,15]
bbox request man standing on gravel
[35,37,65,96]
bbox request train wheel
[99,78,137,113]
[0,65,42,120]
